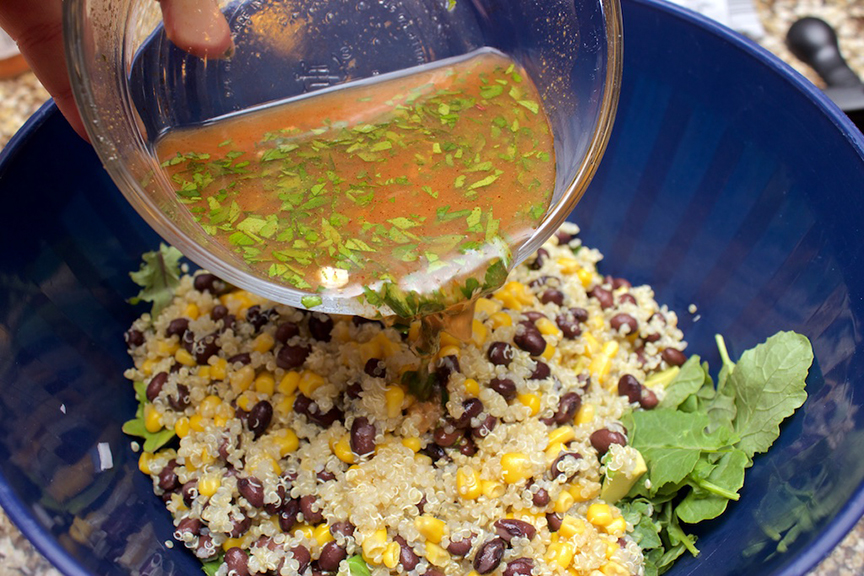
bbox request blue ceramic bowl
[1,0,863,574]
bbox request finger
[158,0,234,59]
[0,0,88,140]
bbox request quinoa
[124,223,687,576]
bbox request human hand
[0,0,233,140]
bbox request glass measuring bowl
[64,0,622,316]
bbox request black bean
[317,541,347,571]
[421,443,449,463]
[529,361,551,380]
[570,307,589,322]
[158,460,179,492]
[555,230,574,244]
[618,293,638,305]
[644,332,662,343]
[446,534,474,556]
[224,547,249,576]
[237,477,265,508]
[394,535,419,570]
[345,382,363,399]
[330,521,355,538]
[590,429,627,456]
[229,512,251,537]
[181,330,195,353]
[529,248,549,270]
[425,569,445,576]
[264,484,286,514]
[556,315,582,339]
[473,538,506,574]
[194,273,225,294]
[300,495,324,524]
[220,314,236,333]
[489,377,517,401]
[291,545,311,574]
[125,328,145,348]
[146,372,168,401]
[211,305,228,321]
[552,392,582,425]
[181,481,198,506]
[453,398,484,428]
[278,498,300,531]
[588,286,614,309]
[275,321,300,343]
[416,495,427,514]
[528,276,551,288]
[610,277,632,290]
[174,517,201,538]
[364,358,386,378]
[317,470,336,482]
[166,318,189,338]
[309,313,334,342]
[503,558,534,576]
[640,388,659,410]
[549,452,583,482]
[458,435,478,456]
[169,384,191,411]
[546,513,563,532]
[434,421,462,447]
[193,332,220,365]
[610,313,638,335]
[494,518,537,543]
[350,417,376,456]
[487,342,514,366]
[617,374,643,403]
[514,324,546,356]
[352,316,384,328]
[540,289,565,305]
[248,400,273,438]
[295,395,342,427]
[472,415,497,439]
[522,310,548,322]
[662,348,687,366]
[436,355,461,384]
[195,533,217,560]
[277,343,311,369]
[532,487,550,507]
[228,352,251,366]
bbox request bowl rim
[3,0,864,572]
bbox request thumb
[158,0,234,59]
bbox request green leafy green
[128,244,183,316]
[347,555,372,576]
[201,553,224,576]
[122,380,176,452]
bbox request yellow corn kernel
[492,289,521,310]
[481,480,505,498]
[230,364,255,393]
[213,415,228,427]
[518,393,541,416]
[500,453,533,484]
[254,372,276,395]
[549,426,575,446]
[587,503,613,527]
[199,395,223,417]
[439,332,462,348]
[275,394,296,416]
[273,429,300,456]
[471,319,487,347]
[414,516,446,544]
[601,561,629,576]
[197,366,211,380]
[590,342,619,384]
[361,529,388,564]
[605,517,627,537]
[545,442,565,461]
[189,414,207,432]
[463,378,480,397]
[557,257,580,274]
[545,541,575,569]
[606,540,619,559]
[157,340,180,355]
[554,490,575,513]
[174,417,191,438]
[222,537,244,551]
[144,404,163,433]
[278,371,300,395]
[536,317,562,337]
[582,332,600,356]
[293,523,315,539]
[401,437,422,453]
[140,358,156,376]
[425,542,449,567]
[437,345,461,360]
[541,342,556,360]
[174,347,196,367]
[314,523,334,546]
[456,467,482,500]
[384,386,405,419]
[197,476,221,497]
[475,297,502,316]
[236,392,255,412]
[414,453,433,467]
[210,357,227,381]
[570,483,601,503]
[559,516,586,538]
[333,434,355,464]
[138,452,154,475]
[382,541,401,569]
[507,281,534,305]
[575,403,596,426]
[468,572,481,576]
[220,290,255,316]
[247,453,280,477]
[489,311,513,329]
[576,268,594,287]
[182,302,200,320]
[252,332,275,353]
[298,371,326,397]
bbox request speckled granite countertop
[1,2,863,574]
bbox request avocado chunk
[600,444,647,504]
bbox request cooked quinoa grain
[124,223,687,576]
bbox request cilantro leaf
[128,244,183,316]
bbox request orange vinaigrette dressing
[156,49,555,364]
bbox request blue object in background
[0,0,863,575]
